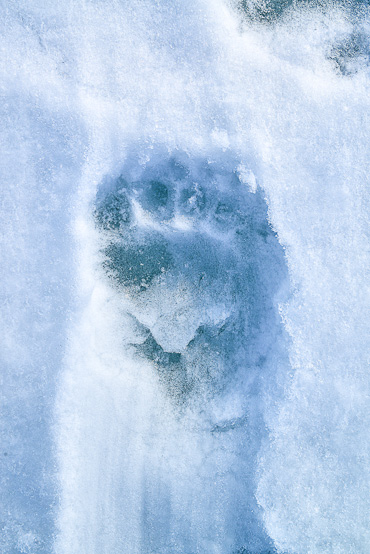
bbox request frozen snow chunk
[237,164,257,193]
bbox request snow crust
[2,0,370,553]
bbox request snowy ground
[2,1,370,553]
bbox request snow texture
[1,0,370,553]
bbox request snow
[2,1,370,553]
